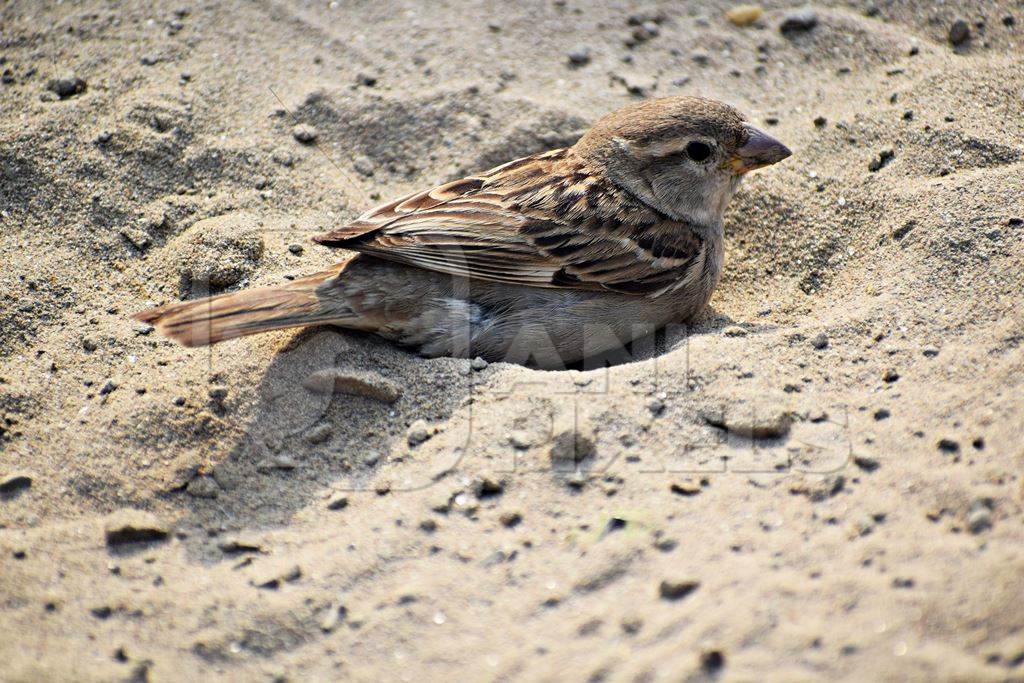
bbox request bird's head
[574,96,791,227]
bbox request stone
[407,419,432,446]
[670,478,704,496]
[187,476,220,499]
[658,578,700,601]
[780,8,818,33]
[326,493,349,510]
[810,332,829,349]
[726,5,763,27]
[0,472,33,496]
[949,20,971,46]
[292,123,318,144]
[104,510,169,546]
[567,46,591,66]
[303,369,401,403]
[48,74,87,99]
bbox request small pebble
[407,419,431,446]
[0,472,33,496]
[499,511,522,527]
[48,74,87,99]
[470,357,488,371]
[292,123,318,144]
[949,19,971,46]
[868,149,895,172]
[937,439,960,454]
[966,506,992,534]
[780,8,818,33]
[658,579,700,601]
[326,493,349,510]
[810,332,829,350]
[104,510,169,546]
[726,5,764,27]
[288,243,304,255]
[567,46,592,66]
[882,369,900,383]
[722,325,748,337]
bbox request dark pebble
[780,9,818,34]
[0,473,33,496]
[853,455,880,472]
[48,75,87,99]
[949,20,971,46]
[567,46,592,66]
[868,149,895,172]
[937,439,960,454]
[813,116,827,128]
[659,579,700,601]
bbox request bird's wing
[313,150,706,296]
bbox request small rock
[658,578,700,601]
[326,493,349,510]
[292,123,318,144]
[304,422,332,445]
[499,511,522,527]
[218,536,265,554]
[407,419,432,446]
[780,8,818,33]
[882,368,900,383]
[670,478,703,496]
[937,439,960,454]
[303,369,401,402]
[853,455,880,472]
[966,504,992,534]
[949,19,971,46]
[99,379,119,396]
[252,563,302,589]
[186,476,220,499]
[355,72,378,87]
[104,510,169,546]
[873,408,890,420]
[726,4,764,27]
[722,325,748,337]
[0,472,33,497]
[509,431,533,450]
[700,405,792,439]
[868,149,895,172]
[810,332,829,350]
[470,356,488,371]
[813,116,827,128]
[472,476,504,498]
[352,154,375,177]
[48,74,87,99]
[550,421,596,470]
[789,474,845,501]
[922,345,940,357]
[567,46,592,66]
[82,336,98,352]
[287,243,304,255]
[140,53,161,66]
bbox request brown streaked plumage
[136,96,791,368]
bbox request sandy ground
[2,0,1024,680]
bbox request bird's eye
[685,141,712,162]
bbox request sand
[1,0,1023,680]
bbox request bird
[135,96,790,369]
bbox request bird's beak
[730,124,791,174]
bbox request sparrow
[136,96,790,369]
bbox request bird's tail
[134,269,348,347]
